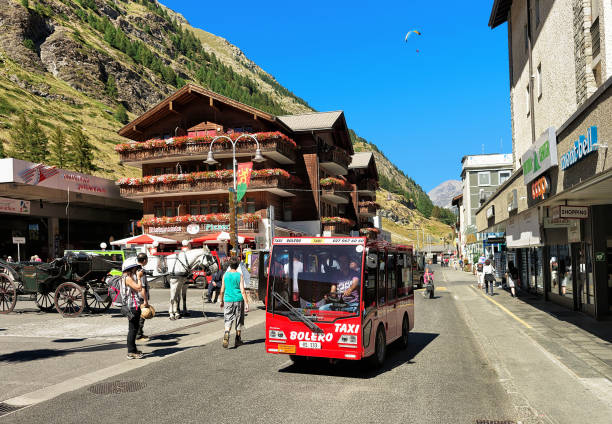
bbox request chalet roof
[349,152,374,169]
[489,0,512,28]
[118,84,276,140]
[276,111,344,132]
[451,194,463,206]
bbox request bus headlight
[268,329,287,340]
[339,335,358,344]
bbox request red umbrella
[123,234,178,245]
[190,233,222,244]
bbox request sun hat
[121,257,140,272]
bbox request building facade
[115,85,380,247]
[460,154,513,262]
[478,0,612,319]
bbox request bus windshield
[267,244,363,322]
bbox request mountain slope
[0,0,452,243]
[428,180,462,208]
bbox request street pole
[205,134,265,257]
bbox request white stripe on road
[4,310,266,408]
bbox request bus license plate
[299,341,321,349]
[278,344,296,354]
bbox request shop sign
[149,226,182,234]
[205,223,230,231]
[186,224,200,235]
[530,176,550,200]
[12,236,25,244]
[486,206,495,219]
[0,197,30,215]
[552,205,589,219]
[560,126,598,170]
[595,251,606,261]
[522,127,558,184]
[543,217,572,228]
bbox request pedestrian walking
[207,258,225,303]
[483,259,496,296]
[476,261,484,289]
[121,258,144,359]
[136,253,150,342]
[220,256,249,348]
[506,261,518,298]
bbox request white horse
[152,248,218,320]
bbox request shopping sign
[236,162,253,202]
[551,205,589,219]
[560,126,598,170]
[522,127,558,184]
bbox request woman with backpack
[219,256,249,348]
[483,259,496,296]
[121,258,144,359]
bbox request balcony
[358,201,379,217]
[319,148,350,176]
[357,179,377,195]
[322,217,355,236]
[140,214,260,236]
[118,169,298,199]
[116,132,298,166]
[320,178,351,204]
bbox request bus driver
[320,255,360,312]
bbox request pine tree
[28,118,48,163]
[0,139,6,158]
[70,128,96,173]
[105,75,118,98]
[7,112,31,160]
[114,104,128,124]
[49,126,68,168]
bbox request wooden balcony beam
[169,101,181,116]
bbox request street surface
[1,265,611,424]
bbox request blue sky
[162,0,511,192]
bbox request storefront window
[548,245,573,298]
[578,245,594,305]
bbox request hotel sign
[560,126,598,170]
[522,127,558,184]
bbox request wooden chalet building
[115,84,380,246]
[348,152,380,239]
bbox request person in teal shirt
[220,256,249,348]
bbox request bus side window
[378,252,386,305]
[387,254,397,302]
[397,254,406,297]
[364,252,377,311]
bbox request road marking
[436,287,447,291]
[469,285,532,329]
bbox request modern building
[477,0,612,319]
[460,154,513,262]
[115,84,380,247]
[0,158,140,260]
[451,194,463,259]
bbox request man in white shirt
[284,255,303,303]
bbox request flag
[236,162,253,202]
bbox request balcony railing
[322,217,355,236]
[319,148,350,175]
[142,216,260,235]
[116,132,298,165]
[118,169,299,198]
[320,178,351,204]
[357,179,378,194]
[358,201,379,216]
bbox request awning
[506,208,541,248]
[190,232,254,244]
[110,234,178,246]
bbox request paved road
[2,267,518,424]
[3,265,610,423]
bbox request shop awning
[111,234,178,246]
[190,232,254,244]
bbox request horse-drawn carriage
[0,252,120,317]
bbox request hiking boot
[234,335,243,348]
[127,352,143,360]
[136,335,149,342]
[222,332,230,348]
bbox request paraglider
[405,30,421,41]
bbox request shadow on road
[278,331,439,379]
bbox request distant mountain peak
[428,180,462,208]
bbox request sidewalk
[446,266,612,382]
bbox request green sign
[522,127,558,184]
[595,251,606,262]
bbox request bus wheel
[399,315,410,349]
[370,326,386,368]
[289,355,306,366]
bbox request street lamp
[205,134,266,255]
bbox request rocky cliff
[428,180,462,208]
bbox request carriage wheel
[0,274,17,314]
[35,291,56,312]
[54,282,85,317]
[85,289,112,313]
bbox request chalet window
[154,204,163,218]
[209,200,219,213]
[499,170,511,185]
[164,167,173,175]
[165,204,174,217]
[246,197,256,214]
[154,167,163,176]
[190,201,200,216]
[283,201,292,221]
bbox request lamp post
[204,134,265,256]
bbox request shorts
[507,277,515,288]
[224,301,245,331]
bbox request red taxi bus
[265,237,414,367]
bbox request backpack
[477,263,483,273]
[106,275,123,306]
